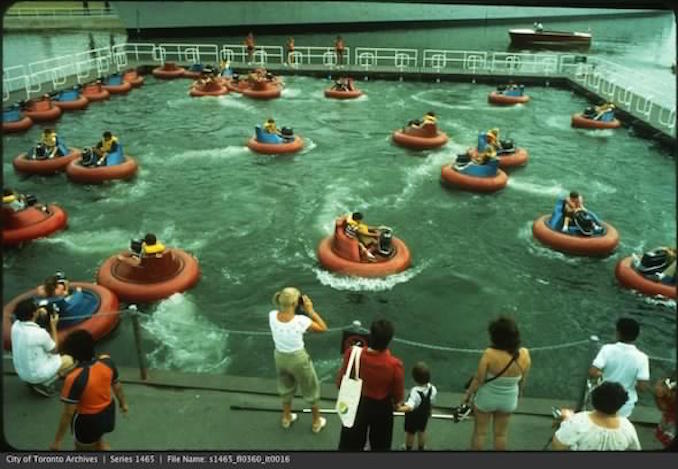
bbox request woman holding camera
[268,287,328,433]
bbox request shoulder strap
[485,351,519,384]
[344,346,362,379]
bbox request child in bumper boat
[82,131,121,167]
[562,191,586,231]
[345,212,384,262]
[119,233,166,266]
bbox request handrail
[5,7,116,18]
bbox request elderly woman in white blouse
[552,381,641,451]
[269,287,328,433]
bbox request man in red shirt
[337,319,404,451]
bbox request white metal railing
[5,7,116,18]
[283,46,351,69]
[221,44,285,66]
[354,47,417,72]
[2,42,674,138]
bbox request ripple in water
[167,146,250,162]
[312,261,428,292]
[518,220,581,265]
[217,97,255,112]
[41,227,131,253]
[411,90,475,110]
[143,293,231,373]
[507,179,566,198]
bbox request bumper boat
[468,139,528,169]
[24,97,62,122]
[223,78,250,93]
[532,199,619,256]
[441,156,508,193]
[247,126,303,154]
[392,123,448,150]
[2,203,67,247]
[242,80,282,100]
[571,109,621,129]
[102,74,132,94]
[122,69,144,87]
[189,80,228,97]
[53,89,89,111]
[66,145,138,183]
[2,107,33,133]
[325,87,363,100]
[615,249,676,299]
[152,62,186,79]
[97,247,201,303]
[3,282,120,351]
[488,90,529,105]
[81,82,110,102]
[13,139,81,175]
[317,217,411,277]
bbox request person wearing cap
[269,287,327,433]
[10,298,75,396]
[93,131,121,166]
[562,191,585,232]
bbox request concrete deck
[2,359,664,451]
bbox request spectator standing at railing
[245,32,255,64]
[286,37,295,65]
[589,318,650,418]
[334,35,345,66]
[83,0,89,15]
[269,287,328,434]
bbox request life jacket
[264,122,277,133]
[2,194,16,204]
[423,115,437,125]
[100,136,118,153]
[142,242,165,255]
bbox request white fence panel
[354,48,417,71]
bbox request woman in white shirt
[269,287,328,433]
[552,381,641,451]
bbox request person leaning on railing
[269,287,328,433]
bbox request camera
[551,406,562,419]
[295,292,307,316]
[130,238,143,256]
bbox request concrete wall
[112,2,661,30]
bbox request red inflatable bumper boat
[441,160,508,193]
[317,217,411,277]
[122,69,145,87]
[571,113,621,129]
[152,62,186,79]
[615,254,676,299]
[247,135,303,155]
[488,91,530,105]
[189,80,229,97]
[13,148,82,175]
[53,89,89,111]
[24,98,62,122]
[242,81,282,100]
[467,147,528,169]
[102,76,132,95]
[325,88,363,100]
[223,78,250,93]
[66,155,138,184]
[393,124,448,150]
[532,214,619,256]
[2,204,67,246]
[2,108,33,133]
[3,282,120,351]
[97,248,201,303]
[82,83,110,102]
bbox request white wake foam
[168,146,250,161]
[313,262,428,292]
[507,179,567,197]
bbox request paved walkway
[2,361,664,451]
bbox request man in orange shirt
[50,330,128,451]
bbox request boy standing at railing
[245,32,255,64]
[397,362,437,450]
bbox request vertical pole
[576,335,600,411]
[129,305,148,381]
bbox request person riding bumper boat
[81,131,122,167]
[632,247,676,285]
[345,212,394,262]
[29,129,69,160]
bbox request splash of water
[167,146,250,162]
[313,262,428,292]
[142,293,231,373]
[518,221,581,265]
[507,179,567,197]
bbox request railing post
[576,335,601,411]
[129,305,148,381]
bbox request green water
[2,73,675,402]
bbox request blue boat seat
[459,158,499,177]
[105,74,123,86]
[106,143,124,166]
[255,126,283,144]
[56,89,80,102]
[3,108,21,122]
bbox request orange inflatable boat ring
[392,123,448,150]
[81,82,110,102]
[316,217,411,277]
[441,158,508,193]
[2,108,33,133]
[2,204,68,246]
[571,113,621,129]
[102,74,132,94]
[152,62,186,79]
[122,69,145,87]
[247,126,304,154]
[189,80,229,97]
[53,89,89,111]
[97,248,201,303]
[488,90,530,105]
[66,155,138,184]
[615,252,676,299]
[13,148,82,175]
[467,147,528,170]
[24,97,62,122]
[241,80,282,100]
[3,282,120,351]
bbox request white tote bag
[335,345,363,428]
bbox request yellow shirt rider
[346,212,380,261]
[37,129,58,158]
[94,131,119,165]
[486,128,500,150]
[264,118,278,134]
[422,112,437,126]
[2,189,27,212]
